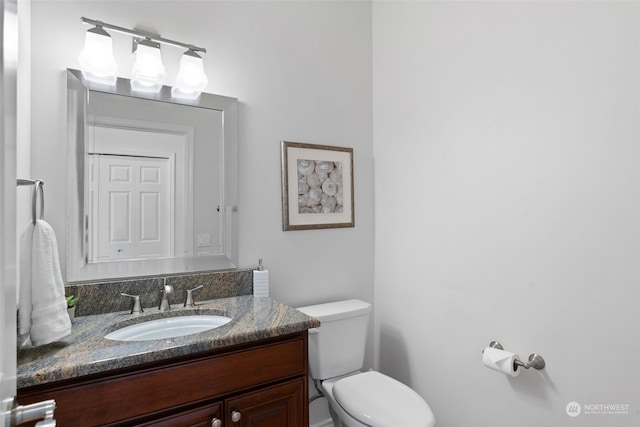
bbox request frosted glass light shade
[171,50,208,100]
[78,27,117,86]
[131,40,166,93]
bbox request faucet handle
[121,293,143,314]
[185,285,204,307]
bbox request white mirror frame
[66,69,238,283]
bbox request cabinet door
[225,378,305,427]
[135,402,222,427]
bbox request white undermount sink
[105,314,232,341]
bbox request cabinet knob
[211,418,222,427]
[231,410,242,422]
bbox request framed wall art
[281,141,354,231]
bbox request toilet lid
[333,371,435,427]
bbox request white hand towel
[18,222,34,337]
[19,220,71,346]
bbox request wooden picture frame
[281,141,354,231]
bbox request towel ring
[16,178,45,225]
[32,180,44,225]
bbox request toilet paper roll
[482,347,520,377]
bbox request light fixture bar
[81,17,206,54]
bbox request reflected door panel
[90,154,172,261]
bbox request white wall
[16,0,30,232]
[29,1,373,310]
[373,1,640,426]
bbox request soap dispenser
[253,258,269,297]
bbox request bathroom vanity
[16,296,319,426]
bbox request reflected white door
[90,154,172,261]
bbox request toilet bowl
[297,300,436,427]
[323,371,435,427]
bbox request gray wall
[373,1,640,426]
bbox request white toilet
[297,299,436,427]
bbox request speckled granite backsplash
[65,269,253,317]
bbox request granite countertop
[17,295,320,389]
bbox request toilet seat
[332,371,435,427]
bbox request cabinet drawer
[18,336,306,427]
[134,402,222,427]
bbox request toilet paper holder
[487,341,546,370]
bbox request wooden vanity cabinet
[17,332,309,427]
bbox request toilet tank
[297,299,371,380]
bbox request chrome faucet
[159,278,173,312]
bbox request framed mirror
[66,69,238,283]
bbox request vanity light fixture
[131,38,166,93]
[79,17,208,95]
[171,49,209,100]
[78,25,117,86]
